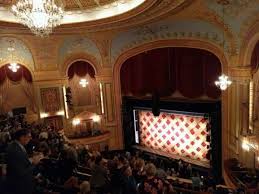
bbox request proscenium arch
[240,23,259,66]
[62,53,101,77]
[112,39,229,171]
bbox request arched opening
[66,60,106,141]
[120,47,223,182]
[120,47,222,99]
[0,64,36,117]
[67,60,99,113]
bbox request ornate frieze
[111,19,233,63]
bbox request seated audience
[121,165,137,194]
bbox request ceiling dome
[0,0,193,33]
[0,0,146,24]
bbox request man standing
[6,129,40,194]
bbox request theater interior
[0,0,259,194]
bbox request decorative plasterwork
[0,0,146,24]
[0,0,193,35]
[205,0,259,52]
[205,0,259,32]
[111,19,234,64]
[62,53,101,77]
[58,36,101,67]
[0,36,34,71]
[93,38,112,67]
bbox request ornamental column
[228,67,254,167]
[95,68,123,150]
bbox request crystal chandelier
[79,79,89,87]
[215,74,232,90]
[11,0,64,37]
[8,63,20,72]
[7,40,20,73]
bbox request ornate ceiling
[0,0,193,33]
[0,0,117,10]
[0,0,148,24]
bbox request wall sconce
[40,112,49,119]
[242,138,250,151]
[92,115,100,122]
[242,136,259,152]
[56,110,65,116]
[72,118,80,126]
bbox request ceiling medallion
[11,0,64,37]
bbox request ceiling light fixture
[11,0,64,37]
[215,0,232,91]
[7,40,20,73]
[215,74,232,90]
[79,79,89,88]
[8,62,20,73]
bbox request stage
[133,145,210,168]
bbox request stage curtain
[120,47,222,99]
[0,67,6,85]
[0,64,32,83]
[203,53,221,98]
[121,53,147,96]
[68,61,95,79]
[175,48,204,98]
[251,41,259,73]
[0,79,10,113]
[21,78,37,113]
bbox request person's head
[95,155,103,165]
[79,181,90,194]
[145,163,157,177]
[135,158,145,171]
[118,156,126,165]
[14,129,31,145]
[122,165,132,177]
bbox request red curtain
[0,64,32,83]
[251,41,259,73]
[68,61,95,79]
[120,47,222,99]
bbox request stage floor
[133,145,210,168]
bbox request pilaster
[96,68,123,150]
[228,67,253,167]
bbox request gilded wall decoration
[28,37,60,71]
[94,39,112,67]
[0,37,34,70]
[40,87,61,113]
[205,0,259,52]
[58,36,101,67]
[111,19,232,63]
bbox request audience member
[6,129,42,194]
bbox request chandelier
[79,79,89,88]
[215,74,232,90]
[11,0,64,37]
[7,40,20,73]
[8,63,20,72]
